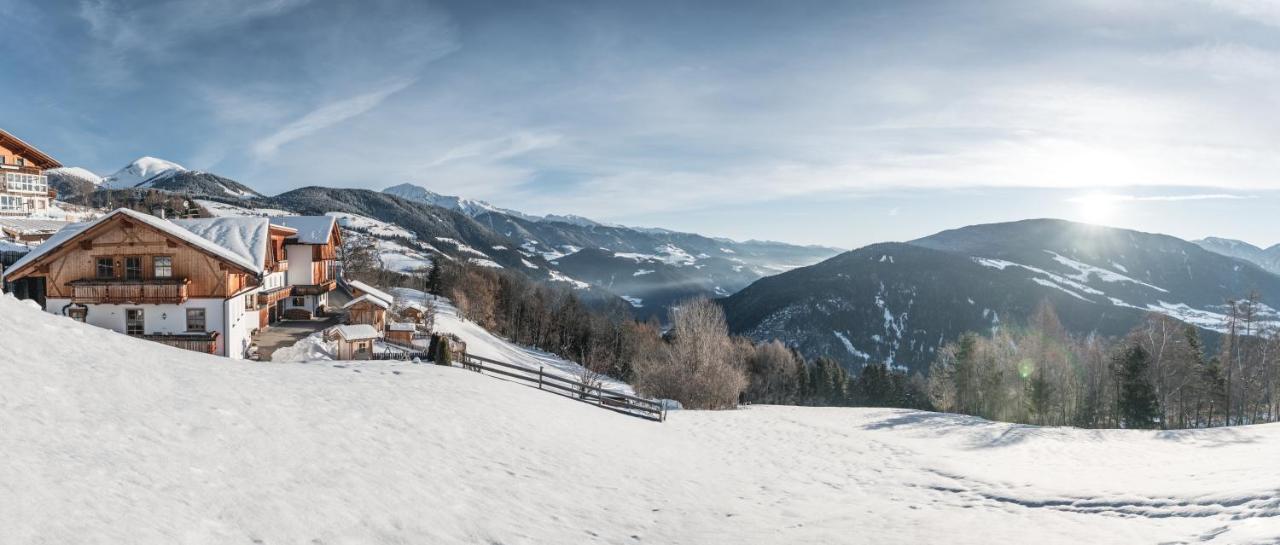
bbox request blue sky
[3,0,1279,248]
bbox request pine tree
[1115,344,1160,429]
[426,260,443,296]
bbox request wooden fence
[458,353,666,422]
[372,346,666,421]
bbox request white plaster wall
[285,245,314,285]
[44,298,229,355]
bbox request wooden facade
[0,128,60,216]
[346,298,387,332]
[5,213,259,301]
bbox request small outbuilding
[400,302,431,325]
[385,322,416,346]
[343,293,389,332]
[332,324,379,360]
[347,279,395,307]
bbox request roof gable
[0,128,62,169]
[3,209,262,281]
[171,217,271,270]
[270,216,338,245]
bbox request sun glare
[1071,192,1122,226]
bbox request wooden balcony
[257,286,293,307]
[292,280,336,296]
[138,332,219,354]
[69,278,191,304]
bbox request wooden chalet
[0,128,60,216]
[271,216,342,319]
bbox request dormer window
[15,158,24,167]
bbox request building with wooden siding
[270,216,342,319]
[0,129,60,217]
[2,208,344,359]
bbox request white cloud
[252,78,417,157]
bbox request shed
[385,321,416,346]
[333,324,379,360]
[347,279,394,307]
[400,302,430,325]
[344,294,389,331]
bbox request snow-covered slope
[392,288,632,393]
[44,166,103,186]
[1,294,1278,543]
[101,156,187,189]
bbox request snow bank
[270,330,335,362]
[2,295,1279,544]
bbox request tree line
[362,252,930,410]
[927,297,1280,429]
[346,233,1280,428]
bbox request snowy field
[2,294,1278,544]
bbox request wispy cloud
[1066,193,1257,203]
[77,0,313,85]
[252,78,417,157]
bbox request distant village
[0,127,437,361]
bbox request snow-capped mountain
[101,156,188,189]
[382,183,535,220]
[722,219,1280,374]
[382,182,841,318]
[1194,237,1280,276]
[44,167,104,198]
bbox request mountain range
[47,157,261,199]
[1193,237,1280,276]
[53,158,835,319]
[721,219,1280,374]
[44,157,1280,374]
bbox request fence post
[538,366,544,390]
[597,385,603,406]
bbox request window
[124,257,143,280]
[244,293,255,310]
[68,307,87,322]
[356,342,368,354]
[186,308,206,332]
[292,297,305,307]
[125,309,144,335]
[153,256,173,278]
[96,257,115,278]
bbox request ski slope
[1,294,1278,544]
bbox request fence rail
[367,340,665,421]
[460,353,666,422]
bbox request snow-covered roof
[3,209,261,280]
[333,324,379,341]
[0,218,70,235]
[171,217,271,270]
[344,294,391,310]
[270,216,337,245]
[403,302,428,313]
[387,322,416,331]
[347,280,394,306]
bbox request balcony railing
[292,280,336,296]
[138,332,219,354]
[69,278,190,304]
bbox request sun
[1071,192,1122,225]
